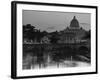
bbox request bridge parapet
[23,43,90,51]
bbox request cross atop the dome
[73,16,76,19]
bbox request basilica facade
[58,16,87,43]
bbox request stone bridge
[23,43,91,63]
[23,42,90,52]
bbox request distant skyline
[23,10,91,32]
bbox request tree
[82,30,91,39]
[23,24,45,42]
[23,24,36,40]
[50,31,59,44]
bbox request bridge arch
[78,46,89,56]
[78,46,89,51]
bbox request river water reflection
[23,44,91,69]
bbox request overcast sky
[23,10,91,32]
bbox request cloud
[80,23,90,26]
[46,26,55,30]
[80,23,90,31]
